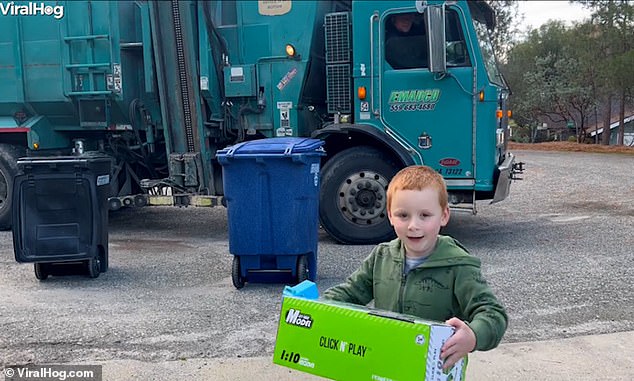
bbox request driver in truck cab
[385,12,428,70]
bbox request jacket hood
[386,235,481,268]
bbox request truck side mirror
[426,5,446,74]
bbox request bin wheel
[34,263,49,281]
[296,255,309,283]
[87,258,100,278]
[98,248,108,273]
[232,256,245,289]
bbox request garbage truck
[0,0,523,244]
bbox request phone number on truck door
[389,103,437,112]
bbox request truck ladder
[63,34,118,97]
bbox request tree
[504,2,634,145]
[487,0,521,61]
[569,21,606,142]
[576,0,634,145]
[505,21,595,141]
[561,22,605,141]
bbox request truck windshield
[473,20,505,87]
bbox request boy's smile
[387,188,450,259]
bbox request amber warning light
[357,86,366,100]
[285,44,296,57]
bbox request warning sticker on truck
[277,101,293,109]
[276,103,293,136]
[97,175,110,186]
[258,0,291,16]
[276,128,293,136]
[276,68,298,91]
[280,109,290,128]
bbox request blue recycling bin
[217,137,325,289]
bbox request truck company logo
[388,89,440,112]
[319,335,368,358]
[285,308,313,328]
[439,158,460,167]
[0,2,64,19]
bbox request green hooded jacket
[323,235,508,351]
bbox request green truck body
[0,0,522,243]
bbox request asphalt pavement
[1,149,633,380]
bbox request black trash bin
[217,137,325,289]
[12,155,113,280]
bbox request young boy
[323,165,507,370]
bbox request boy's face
[387,188,450,258]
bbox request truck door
[380,10,474,181]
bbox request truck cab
[312,1,518,242]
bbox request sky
[517,1,593,30]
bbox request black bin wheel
[99,249,109,273]
[87,258,100,278]
[296,255,309,284]
[34,263,49,281]
[232,256,245,289]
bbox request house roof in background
[589,114,634,137]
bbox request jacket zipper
[398,262,407,313]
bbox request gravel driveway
[1,149,632,367]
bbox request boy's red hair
[386,165,448,213]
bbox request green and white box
[274,296,466,381]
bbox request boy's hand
[440,317,476,370]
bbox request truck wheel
[0,144,23,230]
[232,256,245,289]
[320,146,400,244]
[34,263,50,281]
[296,255,309,284]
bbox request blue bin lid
[217,137,324,158]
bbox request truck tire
[0,144,23,230]
[319,146,400,244]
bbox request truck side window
[445,10,471,67]
[384,12,427,70]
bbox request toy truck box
[274,295,467,381]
